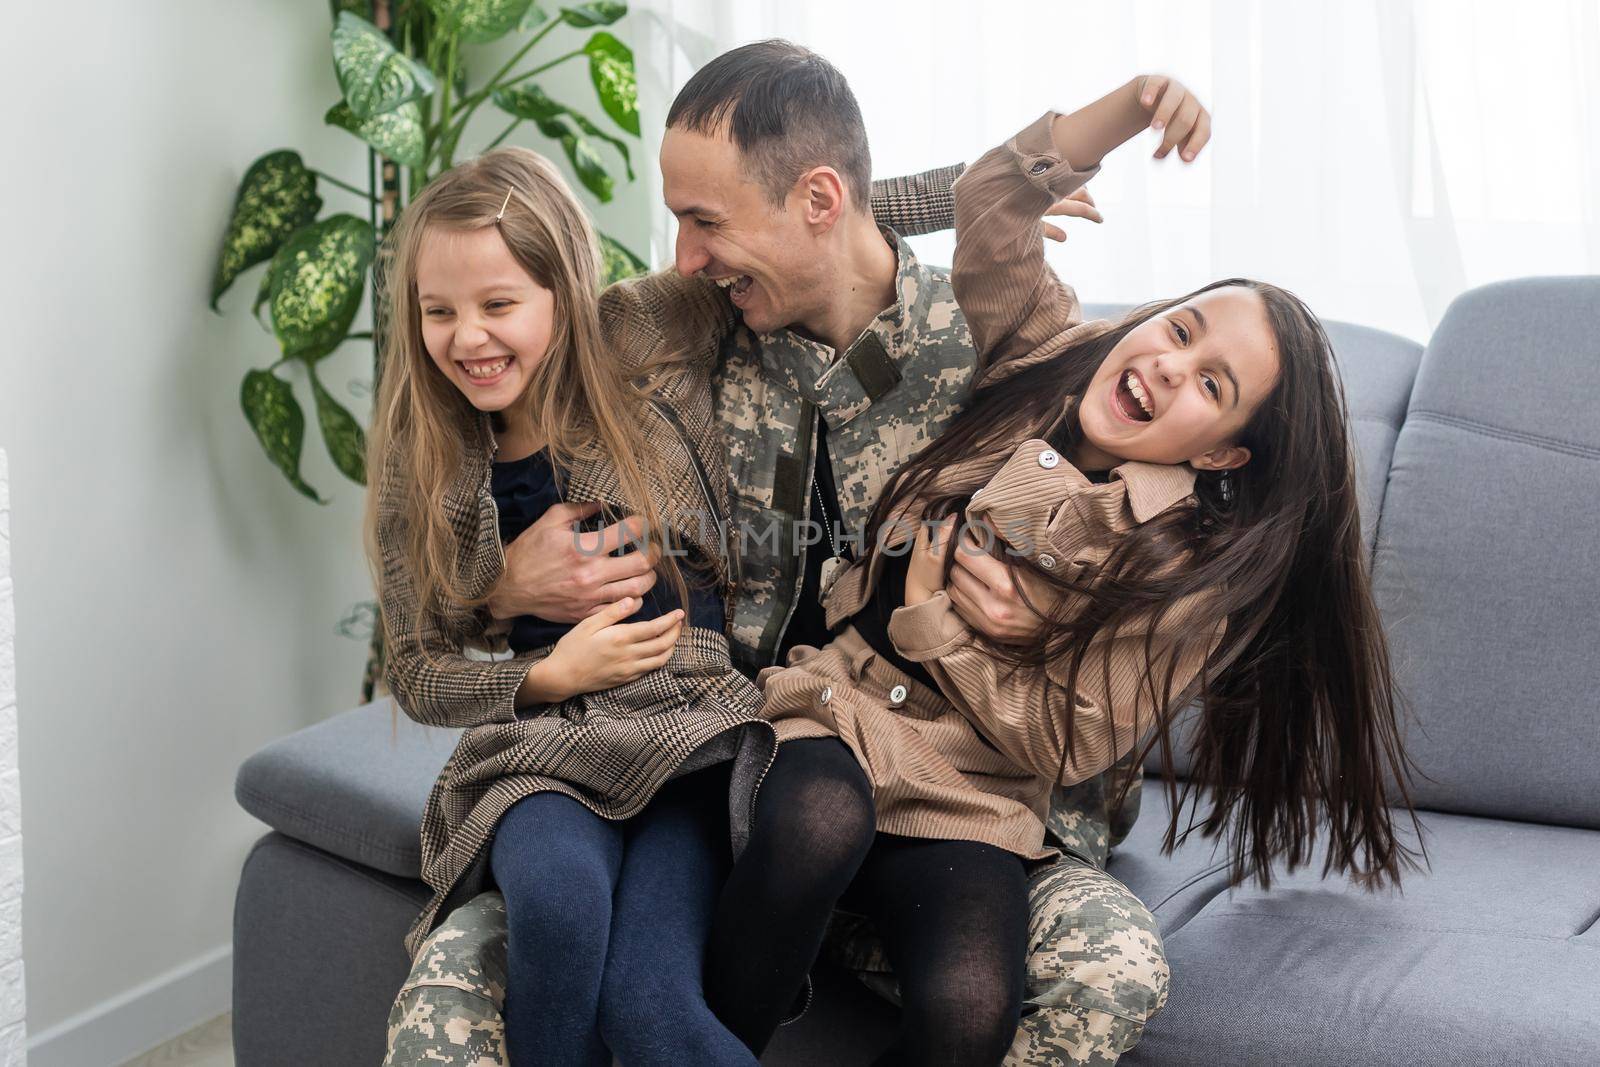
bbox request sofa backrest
[1084,303,1427,780]
[1371,276,1600,828]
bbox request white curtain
[630,0,1600,342]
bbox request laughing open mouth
[1115,370,1155,421]
[461,355,514,380]
[713,274,754,299]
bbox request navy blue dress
[490,449,725,654]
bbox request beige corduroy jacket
[759,113,1222,861]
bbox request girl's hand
[538,597,684,699]
[1041,187,1103,243]
[1135,75,1212,162]
[904,517,957,606]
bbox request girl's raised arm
[954,76,1210,370]
[951,113,1101,369]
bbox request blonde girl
[365,143,955,1066]
[364,147,768,1067]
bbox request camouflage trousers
[384,852,1168,1066]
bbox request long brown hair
[363,147,689,661]
[863,279,1423,890]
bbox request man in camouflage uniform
[389,40,1167,1066]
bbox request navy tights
[489,767,756,1067]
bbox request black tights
[705,738,876,1052]
[705,738,1029,1065]
[845,834,1029,1066]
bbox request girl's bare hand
[905,517,957,605]
[541,596,684,698]
[1135,75,1212,162]
[1041,187,1103,243]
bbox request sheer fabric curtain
[631,0,1600,341]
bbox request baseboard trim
[26,944,231,1067]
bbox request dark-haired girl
[706,74,1421,1066]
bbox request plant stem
[438,36,457,167]
[312,169,381,203]
[485,117,523,150]
[459,16,564,113]
[496,49,585,93]
[425,23,575,171]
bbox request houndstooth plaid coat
[377,175,959,961]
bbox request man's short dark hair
[665,40,872,212]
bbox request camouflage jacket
[717,226,980,673]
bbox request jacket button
[888,684,908,707]
[1038,449,1060,469]
[1038,553,1057,570]
[1030,160,1050,175]
[819,686,833,705]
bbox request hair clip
[495,187,513,222]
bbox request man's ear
[1190,444,1251,471]
[795,165,847,232]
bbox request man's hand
[1041,187,1102,243]
[487,501,660,624]
[946,523,1063,644]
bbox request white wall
[0,451,23,1063]
[0,1,647,1060]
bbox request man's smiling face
[660,125,826,335]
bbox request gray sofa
[233,276,1600,1065]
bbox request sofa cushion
[1113,782,1600,1066]
[234,831,432,1066]
[236,700,455,878]
[1371,276,1600,828]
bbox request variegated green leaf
[521,3,550,29]
[241,369,323,502]
[560,2,626,27]
[267,214,376,361]
[428,0,539,43]
[329,0,367,19]
[253,259,275,327]
[598,232,646,286]
[492,87,616,201]
[332,11,437,119]
[210,150,322,310]
[493,84,633,177]
[309,369,368,485]
[325,100,427,168]
[584,31,638,135]
[565,135,613,201]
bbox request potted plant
[208,0,647,696]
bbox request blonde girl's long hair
[363,147,689,656]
